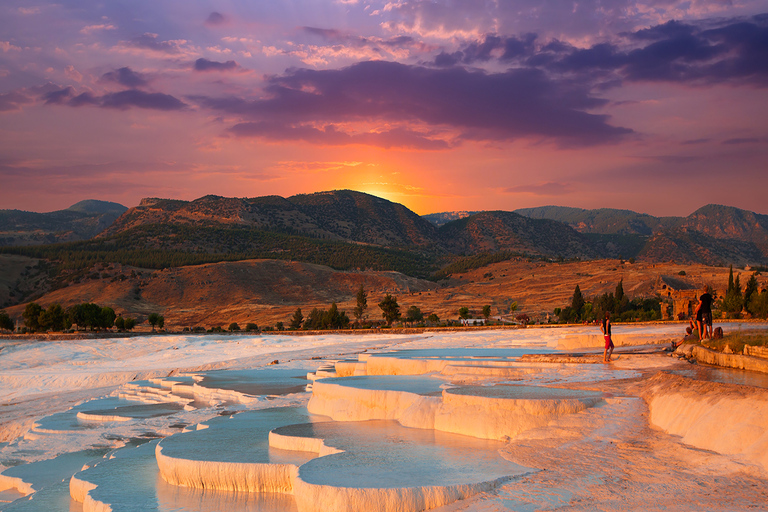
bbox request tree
[39,303,67,331]
[148,313,160,331]
[727,265,735,294]
[405,305,423,325]
[0,311,14,332]
[229,322,240,332]
[276,321,284,331]
[69,303,102,330]
[509,301,518,313]
[305,308,323,330]
[245,322,258,332]
[100,307,116,329]
[748,290,768,319]
[157,315,165,330]
[571,285,585,319]
[744,273,759,315]
[482,305,491,320]
[290,308,304,330]
[353,284,367,322]
[123,317,136,330]
[458,307,470,320]
[378,294,400,325]
[616,279,624,303]
[323,303,349,329]
[115,316,125,330]
[427,313,440,325]
[23,302,43,332]
[724,266,743,316]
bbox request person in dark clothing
[693,289,713,341]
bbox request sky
[1,0,767,217]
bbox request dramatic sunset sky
[1,0,767,216]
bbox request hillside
[4,257,761,330]
[515,204,768,265]
[101,191,439,248]
[0,200,127,247]
[422,211,481,227]
[438,211,599,259]
[514,205,681,235]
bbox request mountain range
[0,200,127,246]
[2,193,768,280]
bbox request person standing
[693,288,714,341]
[601,311,614,363]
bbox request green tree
[744,273,759,315]
[276,321,284,331]
[148,313,160,331]
[427,313,440,325]
[482,305,491,320]
[458,306,470,320]
[245,322,258,332]
[571,285,585,319]
[724,267,743,316]
[123,317,136,330]
[378,294,401,325]
[23,302,43,332]
[748,290,768,319]
[615,279,624,303]
[405,305,423,325]
[157,315,165,330]
[0,310,14,332]
[323,302,349,329]
[509,301,518,313]
[69,303,102,330]
[290,308,304,330]
[229,322,241,332]
[38,303,66,331]
[353,284,367,322]
[100,307,116,329]
[305,308,323,330]
[115,316,125,330]
[727,265,735,294]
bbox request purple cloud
[43,87,185,111]
[0,91,32,111]
[722,137,762,145]
[194,60,631,147]
[194,58,239,72]
[205,12,227,26]
[300,26,424,54]
[544,16,768,86]
[228,122,451,150]
[101,67,148,88]
[127,33,183,54]
[100,90,186,110]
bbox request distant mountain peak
[66,199,128,214]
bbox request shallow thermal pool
[2,327,768,512]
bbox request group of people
[599,287,718,360]
[672,288,715,349]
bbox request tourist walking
[693,288,713,341]
[601,311,614,363]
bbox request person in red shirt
[601,311,614,363]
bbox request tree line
[0,302,165,333]
[554,280,661,323]
[1,223,438,278]
[722,265,768,318]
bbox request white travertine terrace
[5,328,768,511]
[644,372,768,473]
